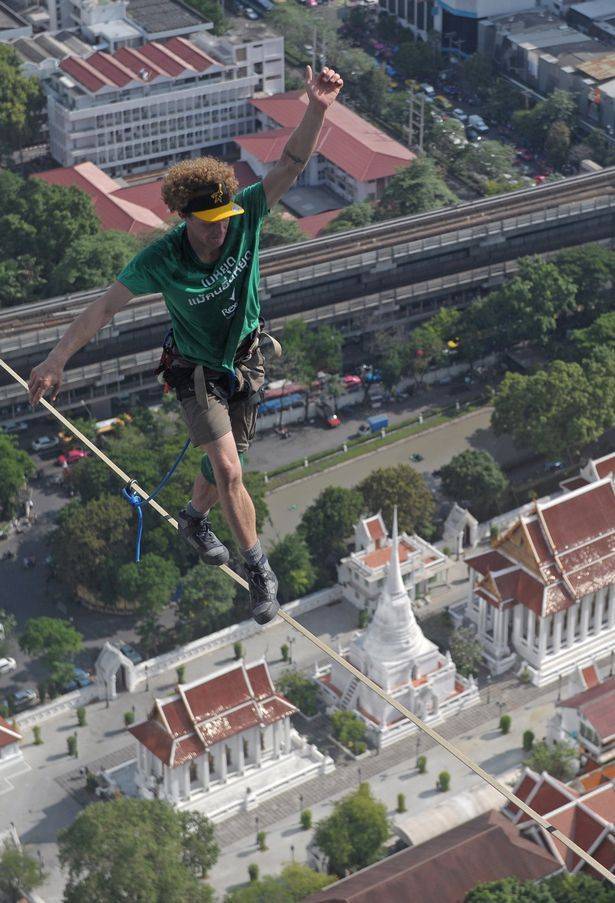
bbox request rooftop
[239,91,414,184]
[559,675,615,741]
[126,0,207,34]
[0,1,28,29]
[305,810,558,903]
[575,52,615,80]
[570,0,615,21]
[0,716,21,748]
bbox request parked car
[244,5,259,17]
[56,449,90,467]
[63,667,93,692]
[410,453,423,462]
[515,147,533,162]
[316,402,340,428]
[6,688,39,712]
[120,643,143,665]
[0,657,16,675]
[452,108,468,124]
[2,420,28,434]
[544,460,564,472]
[467,114,489,133]
[435,95,452,110]
[32,435,60,453]
[420,82,435,96]
[466,127,483,143]
[436,376,453,386]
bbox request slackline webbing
[2,355,613,885]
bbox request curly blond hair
[161,157,239,213]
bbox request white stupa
[320,509,479,748]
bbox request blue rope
[122,437,191,563]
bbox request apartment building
[44,26,284,176]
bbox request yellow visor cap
[192,202,244,222]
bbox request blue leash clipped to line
[122,438,191,562]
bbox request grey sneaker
[245,560,280,625]
[177,508,230,566]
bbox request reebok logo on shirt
[221,286,238,319]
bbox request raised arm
[262,65,343,209]
[28,280,136,406]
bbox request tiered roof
[467,476,615,617]
[129,661,295,768]
[236,90,414,183]
[505,768,615,877]
[59,36,220,94]
[0,716,21,749]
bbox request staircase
[340,676,359,709]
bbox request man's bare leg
[191,471,218,515]
[201,432,257,550]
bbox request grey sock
[187,500,208,520]
[242,540,266,568]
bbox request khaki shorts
[178,347,265,454]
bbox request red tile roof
[240,91,414,183]
[362,539,415,570]
[59,37,219,93]
[129,661,296,767]
[469,479,615,616]
[559,476,590,492]
[594,452,615,479]
[295,208,344,238]
[581,664,600,689]
[365,515,385,543]
[305,810,558,903]
[559,676,615,741]
[0,716,21,748]
[507,770,577,825]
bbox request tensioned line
[2,356,612,885]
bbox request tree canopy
[275,670,319,717]
[321,202,375,235]
[268,533,316,603]
[176,560,237,640]
[375,158,458,221]
[439,450,508,521]
[0,45,45,164]
[0,844,45,903]
[225,863,335,902]
[260,209,306,249]
[464,874,612,903]
[58,798,217,903]
[358,464,435,539]
[314,783,389,876]
[299,486,364,582]
[0,432,34,519]
[449,627,483,678]
[524,740,578,782]
[19,616,83,664]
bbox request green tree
[484,79,524,126]
[299,486,364,581]
[357,67,389,116]
[276,670,319,716]
[544,873,615,903]
[268,533,316,603]
[393,39,441,82]
[0,844,45,903]
[525,740,577,782]
[0,608,17,656]
[467,140,516,181]
[275,319,343,419]
[555,244,615,319]
[571,312,615,359]
[544,120,571,170]
[321,202,374,235]
[460,53,494,97]
[439,450,508,520]
[0,255,45,307]
[330,710,366,751]
[358,464,435,539]
[260,208,306,248]
[49,231,139,295]
[314,783,389,877]
[465,876,554,902]
[376,157,458,221]
[372,331,407,391]
[176,561,237,638]
[117,553,179,615]
[0,433,35,518]
[0,45,46,164]
[449,627,483,678]
[19,617,83,664]
[58,798,216,902]
[491,360,607,461]
[225,863,334,902]
[177,811,219,879]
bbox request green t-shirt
[117,181,269,373]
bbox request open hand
[305,65,343,111]
[28,356,64,406]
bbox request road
[262,407,526,545]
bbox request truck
[367,414,388,433]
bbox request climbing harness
[1,354,613,886]
[122,437,191,562]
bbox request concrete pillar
[203,752,210,791]
[608,584,615,628]
[183,765,190,799]
[538,617,547,658]
[580,596,590,642]
[255,729,262,767]
[220,745,227,783]
[512,606,522,647]
[284,718,291,751]
[478,597,487,637]
[567,605,576,647]
[237,733,244,776]
[273,722,281,758]
[595,588,605,633]
[527,610,535,650]
[553,611,563,654]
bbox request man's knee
[211,455,243,490]
[201,452,244,487]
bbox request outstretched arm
[262,65,343,210]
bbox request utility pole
[406,89,425,153]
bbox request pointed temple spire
[386,506,406,599]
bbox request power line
[1,354,612,885]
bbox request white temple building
[319,511,479,749]
[128,659,333,821]
[453,456,615,686]
[338,511,450,614]
[0,717,22,770]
